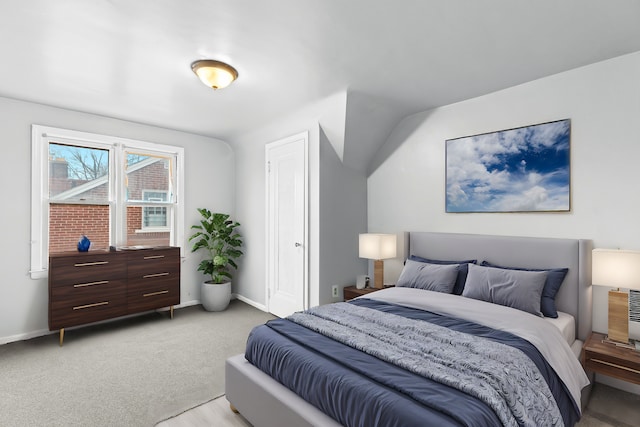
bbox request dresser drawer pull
[74,261,109,267]
[143,290,169,297]
[591,358,640,375]
[143,272,169,279]
[73,301,109,310]
[73,280,109,288]
[144,255,165,260]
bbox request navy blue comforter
[245,298,580,427]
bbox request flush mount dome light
[191,59,238,90]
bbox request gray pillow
[408,255,476,295]
[462,263,548,316]
[397,260,459,293]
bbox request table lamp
[592,248,640,344]
[359,233,397,289]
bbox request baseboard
[233,293,267,312]
[179,294,267,312]
[1,297,265,345]
[1,300,203,345]
[164,295,267,312]
[0,328,52,345]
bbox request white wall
[368,51,640,337]
[319,127,368,304]
[0,96,234,343]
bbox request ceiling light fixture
[191,59,238,90]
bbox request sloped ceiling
[1,0,639,172]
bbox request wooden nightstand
[582,332,640,385]
[343,285,393,301]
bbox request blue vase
[77,235,91,252]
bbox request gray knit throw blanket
[288,302,563,427]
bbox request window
[142,191,168,229]
[31,125,184,278]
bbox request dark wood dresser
[48,247,180,345]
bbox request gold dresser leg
[59,328,64,347]
[230,403,239,414]
[170,305,174,319]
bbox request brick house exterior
[48,157,171,253]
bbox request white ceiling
[1,0,640,170]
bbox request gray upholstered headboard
[406,232,593,341]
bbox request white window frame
[30,125,184,279]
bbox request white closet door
[266,132,308,318]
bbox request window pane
[49,143,109,202]
[142,191,168,228]
[126,206,171,247]
[49,204,110,253]
[126,153,173,203]
[124,153,172,246]
[143,207,167,227]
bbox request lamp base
[602,335,635,350]
[608,289,629,344]
[374,259,384,289]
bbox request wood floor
[157,396,251,427]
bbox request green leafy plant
[189,209,243,284]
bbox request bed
[226,232,593,426]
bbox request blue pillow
[481,261,569,318]
[409,255,477,295]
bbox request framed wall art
[446,119,570,213]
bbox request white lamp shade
[359,233,397,260]
[592,248,640,290]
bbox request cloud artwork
[446,119,570,213]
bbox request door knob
[295,242,302,247]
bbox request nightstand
[343,285,393,301]
[582,332,640,385]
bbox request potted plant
[189,209,243,311]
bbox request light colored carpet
[0,300,274,427]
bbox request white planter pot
[201,281,231,312]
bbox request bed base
[227,352,592,425]
[225,353,340,427]
[226,231,594,424]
